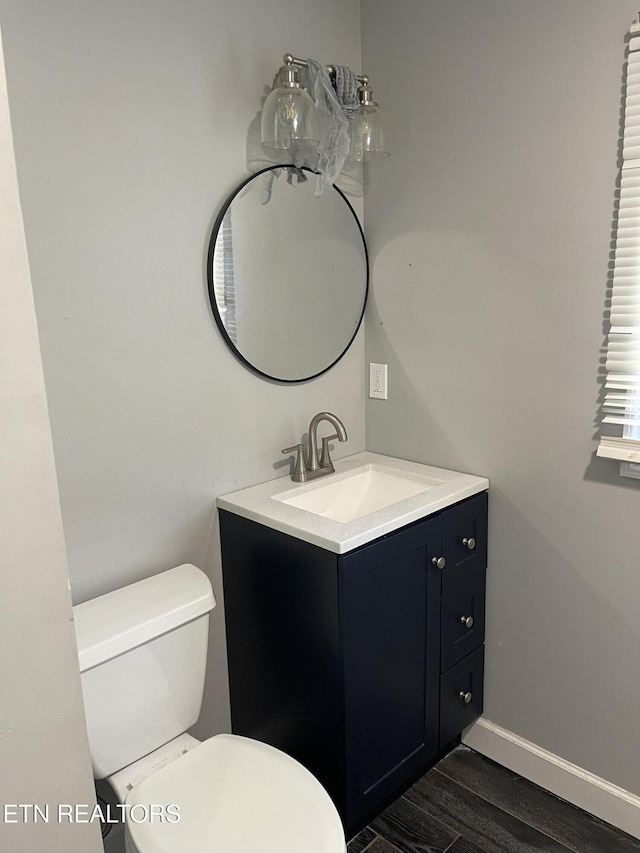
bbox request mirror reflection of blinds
[213,210,237,344]
[597,32,640,463]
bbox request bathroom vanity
[218,453,488,836]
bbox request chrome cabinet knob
[459,691,473,705]
[460,615,474,629]
[432,556,446,570]
[462,537,476,550]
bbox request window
[597,26,640,477]
[212,209,237,344]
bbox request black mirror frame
[206,165,369,383]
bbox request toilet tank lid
[73,564,215,672]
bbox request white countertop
[217,452,489,554]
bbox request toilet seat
[124,734,345,853]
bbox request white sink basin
[275,464,443,523]
[218,452,489,554]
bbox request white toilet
[73,564,346,853]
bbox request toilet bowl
[121,734,344,853]
[73,564,345,852]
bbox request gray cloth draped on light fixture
[305,58,351,195]
[332,65,360,120]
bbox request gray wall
[0,24,101,851]
[0,0,364,737]
[363,0,640,794]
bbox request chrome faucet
[307,412,347,474]
[282,412,348,482]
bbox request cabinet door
[340,515,441,829]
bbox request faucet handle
[282,444,308,482]
[319,434,340,470]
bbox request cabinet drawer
[439,645,484,748]
[440,573,486,672]
[441,492,488,592]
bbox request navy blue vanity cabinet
[219,490,488,837]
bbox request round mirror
[207,166,368,382]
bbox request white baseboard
[462,717,640,840]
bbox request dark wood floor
[348,746,640,853]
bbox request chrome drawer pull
[459,691,473,705]
[462,537,476,550]
[432,556,446,570]
[460,615,474,629]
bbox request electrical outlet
[369,363,388,400]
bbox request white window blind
[212,209,237,344]
[597,30,640,465]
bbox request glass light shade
[261,84,319,150]
[350,104,390,161]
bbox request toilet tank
[73,564,215,779]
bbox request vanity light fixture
[260,53,390,161]
[350,83,390,161]
[261,60,319,150]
